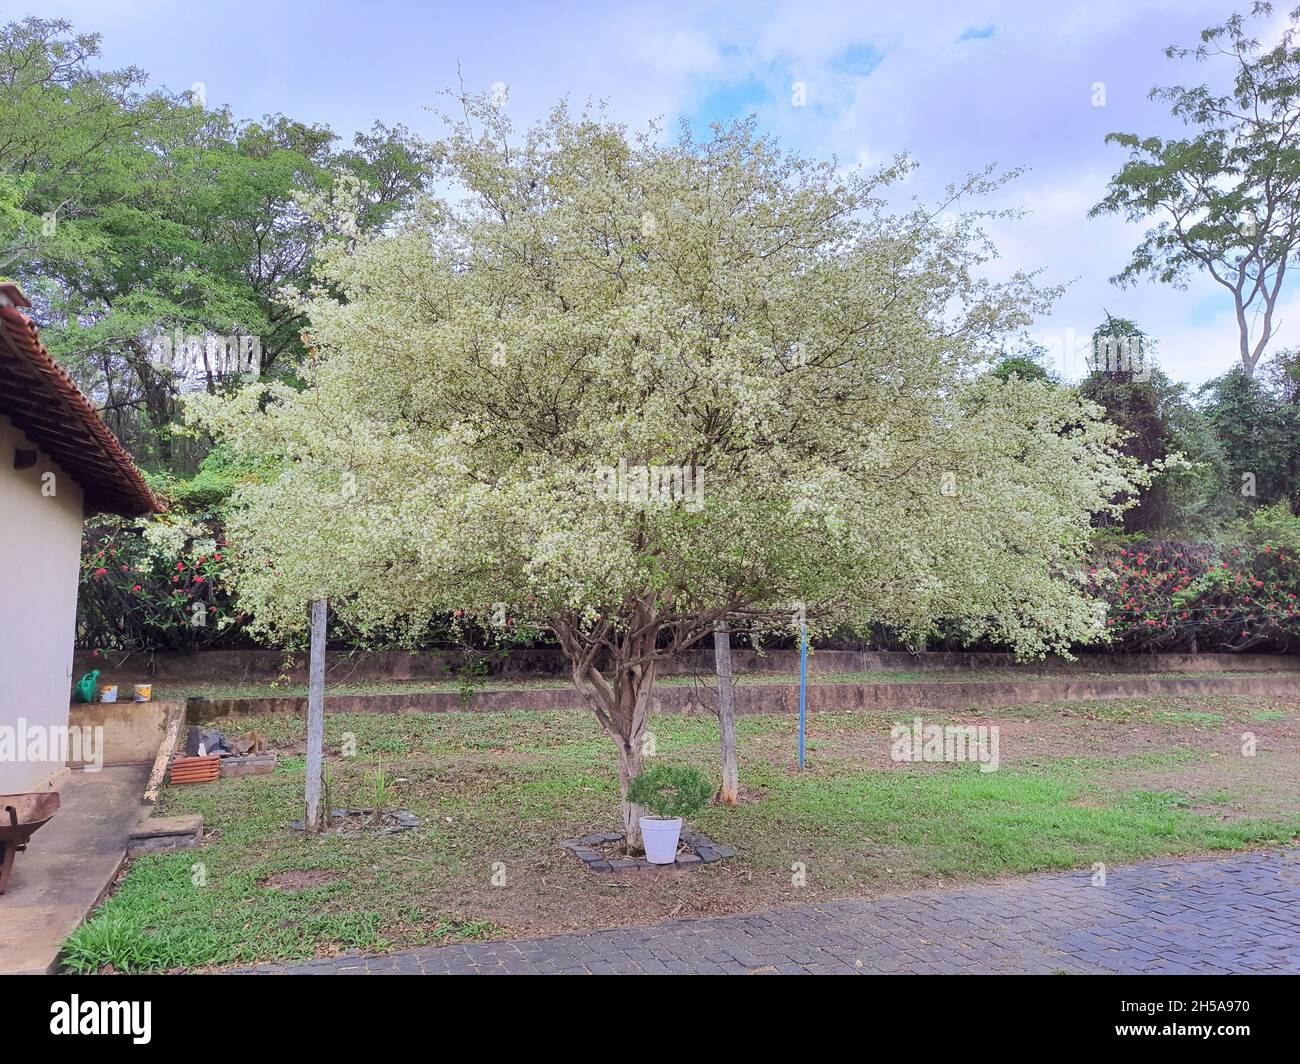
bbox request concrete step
[128,813,203,855]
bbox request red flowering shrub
[78,516,243,653]
[1089,539,1300,651]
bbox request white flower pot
[640,816,683,864]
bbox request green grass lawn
[62,695,1300,973]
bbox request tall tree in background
[1080,316,1226,533]
[0,16,428,471]
[1199,360,1300,513]
[1092,3,1300,377]
[1260,348,1300,512]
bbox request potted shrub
[626,764,713,864]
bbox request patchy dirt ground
[72,694,1300,971]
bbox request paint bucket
[98,684,118,703]
[133,684,153,703]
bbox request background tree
[1199,361,1300,512]
[1260,348,1300,512]
[198,99,1145,850]
[1078,316,1226,533]
[1091,3,1300,376]
[989,339,1055,385]
[0,15,428,471]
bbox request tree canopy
[0,15,428,469]
[1092,3,1300,376]
[197,98,1146,845]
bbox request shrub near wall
[1092,536,1300,652]
[78,515,243,653]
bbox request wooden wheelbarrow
[0,792,61,894]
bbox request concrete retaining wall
[80,646,1300,688]
[67,699,180,766]
[188,673,1300,723]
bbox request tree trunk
[714,620,739,805]
[554,606,659,854]
[126,338,177,465]
[304,598,327,831]
[616,740,647,851]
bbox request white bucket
[640,816,683,864]
[98,684,118,703]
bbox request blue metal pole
[798,620,807,769]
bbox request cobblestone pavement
[251,847,1300,975]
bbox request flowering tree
[196,99,1144,849]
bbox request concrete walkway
[256,847,1300,975]
[0,764,149,974]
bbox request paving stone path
[253,847,1300,975]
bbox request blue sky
[18,0,1298,385]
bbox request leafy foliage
[1199,361,1300,514]
[78,515,240,653]
[197,99,1143,659]
[0,15,429,472]
[627,764,714,820]
[1090,514,1300,651]
[1078,318,1226,533]
[1092,4,1300,375]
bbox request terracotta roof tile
[0,305,163,516]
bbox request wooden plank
[714,620,739,805]
[142,701,185,805]
[304,598,327,830]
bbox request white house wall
[0,413,84,793]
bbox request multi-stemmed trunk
[553,596,743,852]
[554,599,661,853]
[596,660,659,851]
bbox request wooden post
[714,619,739,805]
[305,598,327,831]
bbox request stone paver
[248,847,1300,975]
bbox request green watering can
[73,669,100,704]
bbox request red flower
[92,567,107,578]
[132,584,142,592]
[177,562,185,572]
[213,553,222,562]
